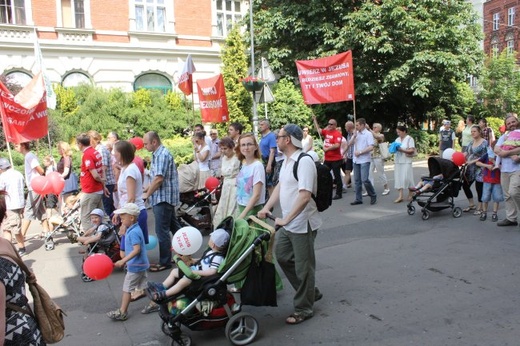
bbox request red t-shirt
[321,129,343,161]
[80,146,103,193]
[133,156,145,179]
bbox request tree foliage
[218,26,253,135]
[254,0,483,127]
[477,50,520,118]
[266,78,313,129]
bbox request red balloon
[83,254,114,280]
[47,171,65,195]
[452,151,466,166]
[31,175,53,195]
[205,176,220,191]
[129,137,144,150]
[499,125,506,134]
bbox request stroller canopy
[427,157,460,180]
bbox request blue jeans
[354,162,376,201]
[152,202,182,266]
[102,184,116,217]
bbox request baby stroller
[407,157,463,220]
[157,215,275,346]
[80,224,121,282]
[177,161,220,235]
[44,199,82,251]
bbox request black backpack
[293,153,333,212]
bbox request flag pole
[5,142,14,168]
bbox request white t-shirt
[279,151,322,233]
[117,163,145,210]
[24,151,41,190]
[196,145,211,172]
[236,160,266,207]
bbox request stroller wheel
[453,207,463,218]
[44,238,55,251]
[225,312,259,346]
[421,211,430,220]
[81,272,94,282]
[407,206,416,215]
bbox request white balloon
[442,148,455,160]
[171,226,203,255]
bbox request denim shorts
[481,183,504,203]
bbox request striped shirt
[150,145,179,206]
[96,144,116,185]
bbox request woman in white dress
[212,137,241,228]
[393,125,416,203]
[193,132,211,190]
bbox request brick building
[0,0,247,94]
[483,0,519,57]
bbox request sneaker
[382,189,390,196]
[107,309,128,321]
[479,213,487,221]
[492,213,498,222]
[17,248,26,257]
[362,192,368,197]
[497,219,518,227]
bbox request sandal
[286,312,312,325]
[463,205,476,212]
[151,289,167,303]
[480,213,487,221]
[149,264,172,272]
[131,289,146,302]
[394,198,403,203]
[473,210,482,216]
[492,213,498,222]
[141,302,160,314]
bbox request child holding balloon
[107,203,149,321]
[145,228,229,303]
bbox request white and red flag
[178,54,196,96]
[196,74,229,123]
[296,51,355,105]
[0,72,49,144]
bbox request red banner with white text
[296,51,355,105]
[196,74,229,123]
[0,72,49,144]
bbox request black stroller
[157,215,275,346]
[80,224,121,282]
[407,157,463,220]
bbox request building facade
[0,0,248,94]
[483,0,519,57]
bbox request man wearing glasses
[312,116,344,200]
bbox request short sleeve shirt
[125,223,149,273]
[353,129,375,164]
[236,160,266,207]
[118,163,145,210]
[150,145,180,206]
[24,152,40,190]
[321,129,343,161]
[0,169,25,210]
[80,146,103,193]
[193,250,224,271]
[259,132,277,160]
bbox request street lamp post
[249,0,258,137]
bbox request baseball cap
[210,228,230,248]
[114,203,140,216]
[0,158,11,170]
[442,120,451,125]
[89,208,105,218]
[283,124,303,149]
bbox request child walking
[107,203,149,321]
[476,148,504,222]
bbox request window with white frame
[0,0,26,25]
[507,39,514,54]
[135,0,166,32]
[216,0,243,37]
[134,73,172,94]
[508,7,515,26]
[61,0,86,28]
[493,12,500,30]
[62,72,91,87]
[491,36,499,57]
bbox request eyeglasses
[240,143,256,148]
[276,135,288,140]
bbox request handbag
[379,142,390,159]
[62,171,79,195]
[405,137,418,157]
[240,246,277,307]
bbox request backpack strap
[292,152,311,181]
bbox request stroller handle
[265,214,281,231]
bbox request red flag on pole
[0,72,49,144]
[196,74,229,123]
[296,51,355,105]
[178,54,196,96]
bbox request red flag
[296,51,355,105]
[196,74,229,123]
[178,54,196,96]
[0,72,49,144]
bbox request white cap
[89,208,105,218]
[210,228,230,248]
[114,203,140,216]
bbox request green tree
[254,0,483,126]
[266,78,312,129]
[219,26,253,134]
[478,50,520,118]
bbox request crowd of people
[0,114,518,334]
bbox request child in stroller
[146,228,230,302]
[408,173,443,196]
[44,193,82,250]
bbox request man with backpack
[258,124,323,325]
